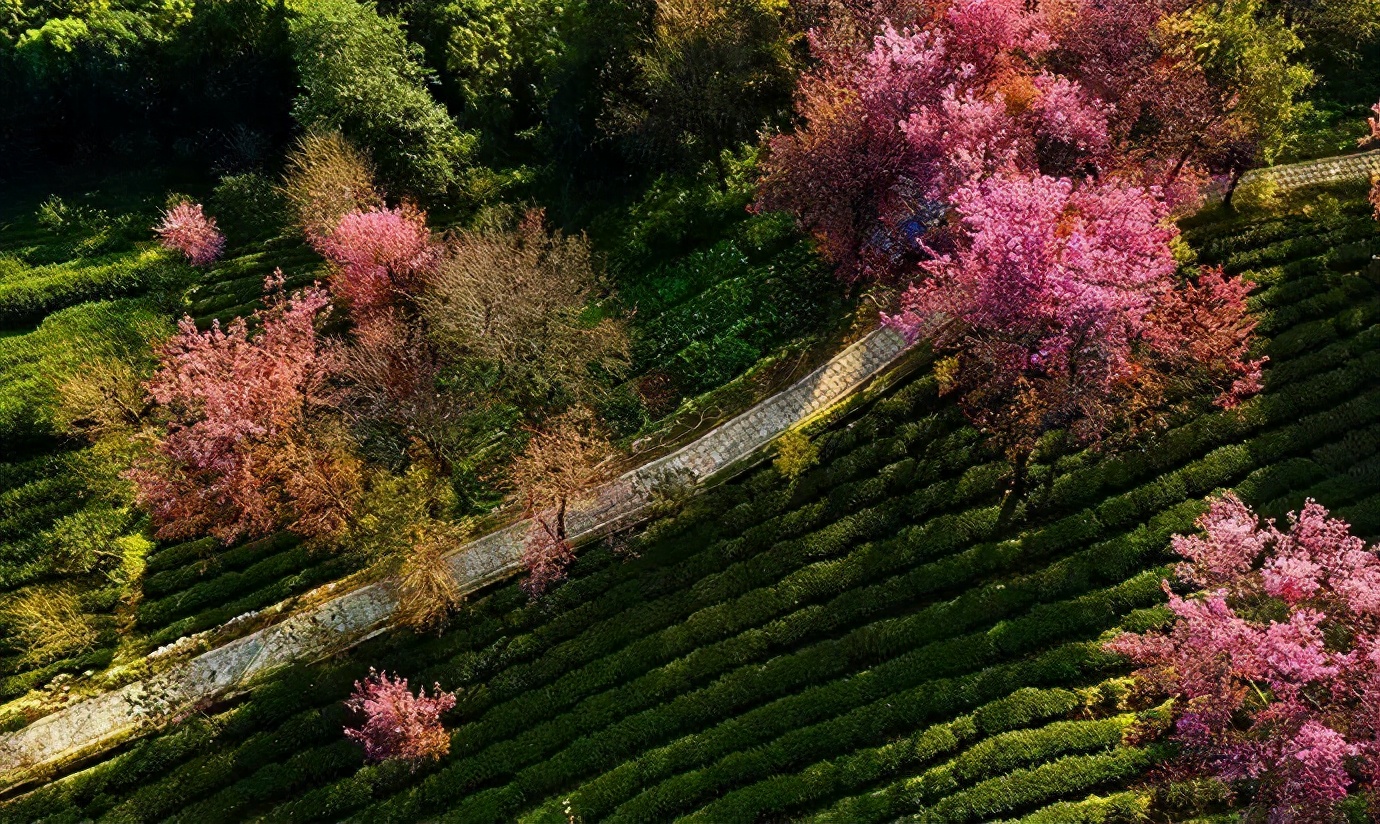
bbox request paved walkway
[0,326,912,792]
[1238,149,1380,195]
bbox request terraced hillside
[0,174,846,721]
[5,185,1377,822]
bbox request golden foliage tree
[509,412,616,596]
[419,207,629,406]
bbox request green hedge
[907,749,1156,823]
[0,248,189,328]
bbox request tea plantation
[0,170,844,715]
[5,187,1378,821]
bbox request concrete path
[0,325,912,792]
[1238,149,1380,195]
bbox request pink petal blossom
[155,202,225,266]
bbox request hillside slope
[4,189,1380,822]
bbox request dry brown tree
[396,526,463,631]
[282,131,383,239]
[418,207,629,407]
[334,311,464,471]
[509,412,616,596]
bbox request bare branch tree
[419,207,629,407]
[509,411,616,596]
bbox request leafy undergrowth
[6,191,1379,822]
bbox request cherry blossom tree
[884,174,1260,460]
[311,204,439,322]
[755,3,1133,280]
[129,276,361,543]
[756,0,1312,280]
[1360,99,1380,149]
[344,669,456,765]
[155,202,225,266]
[1108,494,1380,822]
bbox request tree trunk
[1223,168,1246,211]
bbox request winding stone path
[0,325,912,793]
[1238,149,1380,195]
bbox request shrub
[773,429,818,483]
[210,173,288,242]
[43,505,137,575]
[3,585,101,666]
[154,202,225,266]
[344,670,456,765]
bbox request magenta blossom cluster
[1109,494,1380,823]
[311,205,438,322]
[155,201,225,266]
[344,669,456,765]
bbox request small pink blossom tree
[344,669,456,765]
[1358,98,1380,149]
[310,204,438,322]
[155,202,226,266]
[1108,494,1380,822]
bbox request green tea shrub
[209,173,288,243]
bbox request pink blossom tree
[344,669,456,765]
[129,276,361,543]
[754,2,1183,281]
[756,0,1302,280]
[884,174,1259,460]
[1362,99,1380,149]
[155,202,226,266]
[310,204,439,322]
[1108,494,1380,822]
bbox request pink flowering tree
[155,202,225,266]
[310,204,439,322]
[756,6,1092,280]
[129,275,361,543]
[753,0,1234,282]
[756,0,1297,282]
[884,174,1260,460]
[1108,494,1380,822]
[344,669,456,765]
